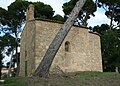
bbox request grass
[75,71,119,76]
[0,77,28,86]
[0,72,120,86]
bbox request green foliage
[101,29,120,71]
[0,33,16,61]
[0,0,55,77]
[0,7,7,17]
[92,24,109,34]
[75,72,119,77]
[0,36,5,79]
[0,1,31,77]
[0,0,55,34]
[63,0,97,26]
[92,24,120,72]
[98,0,120,5]
[0,33,17,78]
[97,0,120,28]
[52,14,65,21]
[2,34,17,47]
[1,72,120,86]
[0,7,8,26]
[34,2,54,19]
[1,77,28,86]
[7,1,30,28]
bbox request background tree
[0,33,17,78]
[92,24,120,72]
[0,0,55,76]
[97,0,120,29]
[0,53,3,79]
[0,7,6,78]
[93,0,120,72]
[63,0,97,26]
[92,24,109,34]
[4,0,30,75]
[0,37,5,79]
[101,29,120,72]
[34,2,54,19]
[52,14,65,22]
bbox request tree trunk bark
[109,5,115,30]
[16,46,19,76]
[15,21,21,76]
[7,49,14,77]
[0,67,1,79]
[0,60,2,79]
[33,0,86,78]
[110,16,113,30]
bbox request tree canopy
[52,14,65,22]
[91,0,120,72]
[0,0,55,77]
[63,0,97,26]
[101,29,120,71]
[97,0,120,29]
[34,2,54,19]
[92,24,120,72]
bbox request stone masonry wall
[35,20,103,73]
[20,20,36,76]
[88,33,103,71]
[20,19,103,76]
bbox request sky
[0,0,110,64]
[0,0,110,27]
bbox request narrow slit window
[65,41,70,52]
[25,61,28,76]
[25,51,27,57]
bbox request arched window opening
[28,7,29,10]
[65,41,70,52]
[25,51,27,58]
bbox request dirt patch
[27,72,120,86]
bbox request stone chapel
[19,4,103,76]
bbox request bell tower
[26,4,34,21]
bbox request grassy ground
[0,72,120,86]
[0,77,28,86]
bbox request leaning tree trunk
[34,0,86,78]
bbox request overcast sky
[0,0,110,27]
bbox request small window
[25,61,28,76]
[28,7,29,10]
[25,51,27,57]
[65,41,70,52]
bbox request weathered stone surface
[19,20,36,76]
[26,4,34,21]
[19,19,103,76]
